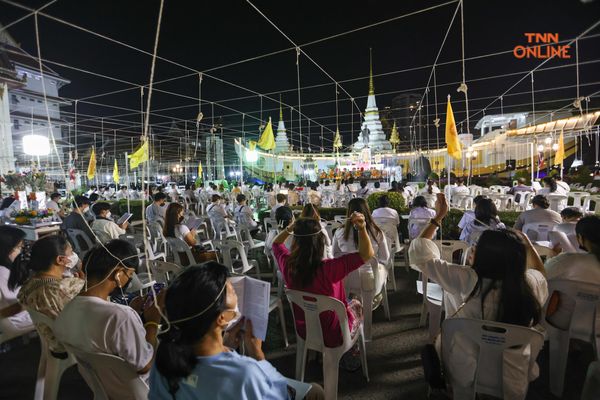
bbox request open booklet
[185,216,204,230]
[116,212,133,225]
[229,275,270,341]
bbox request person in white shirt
[409,194,547,399]
[419,179,441,195]
[555,175,570,193]
[372,195,400,226]
[233,194,258,232]
[0,226,33,336]
[513,195,562,231]
[145,192,167,224]
[545,216,600,330]
[307,183,322,206]
[553,207,583,236]
[408,196,436,239]
[163,202,199,247]
[54,239,164,377]
[206,195,231,240]
[371,181,383,193]
[91,202,129,240]
[459,198,506,246]
[356,179,370,198]
[451,177,470,197]
[46,192,65,218]
[115,186,130,201]
[169,184,179,203]
[457,195,486,235]
[537,176,567,196]
[270,194,287,220]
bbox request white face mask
[223,304,242,332]
[67,253,79,270]
[106,211,112,219]
[82,206,90,213]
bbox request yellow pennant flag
[333,128,342,149]
[113,158,120,184]
[129,141,149,170]
[87,148,96,180]
[445,96,462,160]
[257,117,275,150]
[554,130,565,166]
[197,161,203,176]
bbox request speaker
[506,159,516,170]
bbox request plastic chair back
[215,239,256,275]
[150,260,182,283]
[165,237,195,268]
[441,318,544,400]
[547,194,568,212]
[522,222,555,242]
[548,231,578,253]
[434,240,469,263]
[66,229,95,256]
[64,347,148,400]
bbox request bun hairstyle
[156,262,229,398]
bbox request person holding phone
[91,202,129,240]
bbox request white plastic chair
[165,237,199,268]
[286,289,369,400]
[514,191,533,211]
[544,279,600,397]
[547,194,569,212]
[64,346,149,400]
[214,239,260,278]
[548,231,579,253]
[373,216,403,291]
[434,240,469,264]
[441,318,544,400]
[583,194,600,214]
[150,260,182,283]
[65,228,95,257]
[522,222,556,242]
[27,310,76,400]
[568,191,590,208]
[412,265,443,341]
[263,217,275,233]
[344,258,390,341]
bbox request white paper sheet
[229,276,270,340]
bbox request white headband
[169,283,227,325]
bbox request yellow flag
[333,128,342,149]
[554,130,565,165]
[257,118,275,150]
[197,161,203,176]
[113,158,120,184]
[129,141,149,170]
[445,96,462,160]
[389,122,400,147]
[87,148,96,180]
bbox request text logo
[513,33,571,59]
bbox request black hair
[211,194,221,202]
[2,226,27,291]
[82,239,138,282]
[560,207,583,220]
[473,195,486,205]
[0,195,15,210]
[576,216,600,262]
[120,185,128,190]
[377,195,390,208]
[374,181,380,189]
[474,198,499,226]
[276,193,287,203]
[426,179,434,194]
[288,218,325,287]
[89,193,100,202]
[236,194,246,203]
[156,262,229,398]
[275,206,293,228]
[50,192,61,201]
[9,236,70,289]
[531,195,549,209]
[73,195,91,208]
[154,192,167,202]
[542,176,557,192]
[470,230,541,326]
[390,181,398,190]
[360,179,367,188]
[92,202,112,216]
[412,195,428,208]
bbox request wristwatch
[430,219,440,227]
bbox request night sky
[1,0,599,167]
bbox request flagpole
[125,152,131,214]
[529,142,534,184]
[239,138,244,187]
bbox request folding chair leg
[419,302,428,327]
[382,285,391,321]
[357,332,369,382]
[362,292,374,342]
[44,357,64,400]
[427,304,442,341]
[295,340,307,381]
[388,261,397,292]
[34,351,47,400]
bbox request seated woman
[372,195,400,226]
[54,240,163,376]
[206,194,232,239]
[1,226,33,336]
[409,194,547,399]
[408,195,436,239]
[150,262,324,400]
[459,197,505,246]
[233,194,259,233]
[164,203,215,264]
[419,179,441,195]
[332,198,389,300]
[272,214,374,350]
[14,236,84,352]
[538,176,566,196]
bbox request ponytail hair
[155,262,230,398]
[9,235,69,289]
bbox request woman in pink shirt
[272,212,374,349]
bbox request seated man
[356,179,370,198]
[46,192,65,219]
[207,195,231,239]
[62,195,94,242]
[54,240,163,377]
[508,177,533,202]
[115,186,130,201]
[233,194,258,232]
[91,202,129,240]
[270,193,287,220]
[145,192,167,224]
[451,177,470,197]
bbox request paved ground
[0,262,593,399]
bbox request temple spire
[279,95,283,121]
[368,47,374,96]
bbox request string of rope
[531,72,536,125]
[296,47,302,151]
[434,67,440,149]
[459,0,470,134]
[0,0,57,35]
